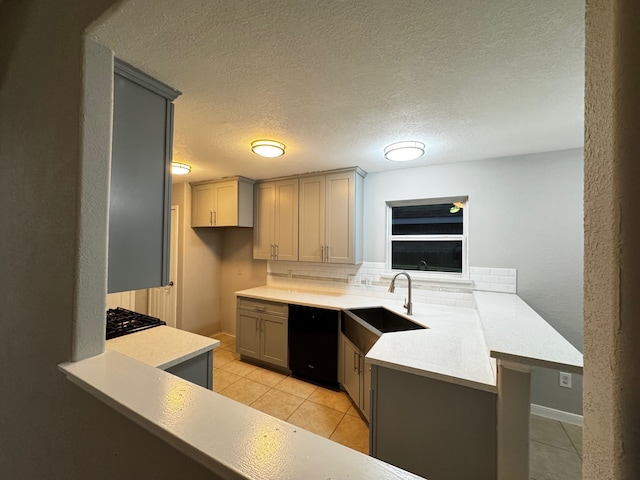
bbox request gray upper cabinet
[298,168,365,264]
[191,177,254,227]
[253,178,299,261]
[108,60,180,294]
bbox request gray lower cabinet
[341,333,371,421]
[370,365,497,480]
[165,351,213,390]
[108,59,180,293]
[237,297,288,369]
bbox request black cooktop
[106,307,165,340]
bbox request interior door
[106,290,136,310]
[148,205,178,327]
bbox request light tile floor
[212,333,369,454]
[211,334,583,478]
[529,414,582,480]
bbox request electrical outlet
[348,275,361,286]
[365,275,372,286]
[559,372,572,388]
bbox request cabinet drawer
[237,297,288,317]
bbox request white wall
[363,148,584,414]
[0,2,220,479]
[220,228,268,334]
[583,0,640,476]
[172,182,224,335]
[172,184,266,336]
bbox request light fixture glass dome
[384,141,425,162]
[251,139,286,158]
[171,162,192,175]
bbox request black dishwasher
[288,304,339,390]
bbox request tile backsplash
[266,262,518,309]
[469,267,517,294]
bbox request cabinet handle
[353,351,358,371]
[325,245,329,262]
[270,244,275,259]
[209,211,213,225]
[213,211,217,225]
[275,244,279,259]
[321,245,325,262]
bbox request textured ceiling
[89,0,584,183]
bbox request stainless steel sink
[341,307,426,354]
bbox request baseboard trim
[531,403,583,426]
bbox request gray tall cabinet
[108,60,180,293]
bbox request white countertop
[236,285,584,391]
[59,351,421,480]
[236,286,498,392]
[106,326,220,370]
[474,291,583,374]
[365,308,497,393]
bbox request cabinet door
[261,313,288,368]
[342,335,360,405]
[191,183,214,227]
[274,179,299,261]
[237,311,261,360]
[253,182,275,260]
[214,180,238,226]
[325,171,355,264]
[108,69,174,293]
[298,175,325,262]
[362,358,371,421]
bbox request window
[387,198,467,276]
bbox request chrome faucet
[388,271,413,315]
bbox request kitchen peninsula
[235,286,583,480]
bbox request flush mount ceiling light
[171,162,192,175]
[251,139,286,158]
[384,141,425,162]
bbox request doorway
[148,205,179,327]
